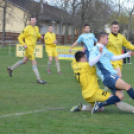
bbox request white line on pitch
[0,107,65,119]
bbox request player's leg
[92,90,121,114]
[7,56,28,77]
[116,102,134,113]
[54,56,62,75]
[114,67,122,78]
[47,56,52,74]
[53,48,62,75]
[46,48,53,74]
[31,59,47,84]
[70,103,93,112]
[112,64,122,78]
[115,78,134,99]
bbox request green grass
[0,46,134,134]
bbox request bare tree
[122,0,134,40]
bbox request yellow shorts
[112,64,122,71]
[85,89,111,106]
[45,47,58,57]
[25,46,35,60]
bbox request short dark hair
[111,21,119,26]
[83,24,90,28]
[49,24,52,27]
[75,51,86,62]
[29,16,36,20]
[97,32,108,41]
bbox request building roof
[7,0,72,23]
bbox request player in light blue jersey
[69,24,97,60]
[89,32,134,113]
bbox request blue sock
[127,88,134,99]
[99,95,120,108]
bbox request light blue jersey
[89,43,117,81]
[77,33,97,51]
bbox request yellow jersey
[71,60,100,99]
[107,33,134,65]
[44,32,56,48]
[18,25,41,47]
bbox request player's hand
[128,51,134,56]
[40,35,43,39]
[99,46,103,53]
[53,40,57,44]
[24,45,28,49]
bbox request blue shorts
[84,50,90,61]
[103,74,119,95]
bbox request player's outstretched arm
[123,37,134,51]
[111,52,134,61]
[69,41,78,53]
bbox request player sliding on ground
[70,32,134,114]
[71,51,123,114]
[44,25,62,75]
[7,16,47,84]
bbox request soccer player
[7,16,47,84]
[44,25,62,75]
[107,21,134,77]
[71,51,123,114]
[69,24,97,60]
[89,32,134,113]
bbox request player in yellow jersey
[44,25,62,75]
[71,51,123,114]
[7,16,47,84]
[107,21,134,77]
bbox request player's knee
[23,60,27,64]
[125,84,131,90]
[115,91,124,100]
[49,58,52,62]
[55,57,59,62]
[119,74,122,78]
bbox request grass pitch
[0,46,134,134]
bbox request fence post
[8,43,11,56]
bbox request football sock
[116,102,134,113]
[11,60,23,70]
[82,105,92,111]
[47,61,51,70]
[127,88,134,99]
[56,62,61,72]
[32,65,40,80]
[99,95,120,108]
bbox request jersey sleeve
[76,35,82,43]
[122,36,134,50]
[18,27,28,45]
[44,33,53,45]
[36,27,41,39]
[89,48,98,60]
